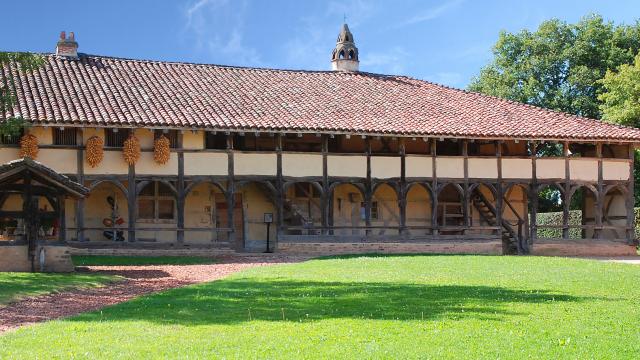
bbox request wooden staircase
[471,189,525,254]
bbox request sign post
[263,212,273,253]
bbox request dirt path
[0,255,307,334]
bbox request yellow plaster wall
[603,160,630,181]
[405,156,432,178]
[569,159,598,182]
[327,155,366,178]
[371,156,401,179]
[501,159,532,179]
[436,157,464,178]
[183,182,225,243]
[30,126,53,145]
[84,150,129,175]
[602,190,627,239]
[234,153,277,176]
[0,148,20,163]
[332,184,363,235]
[238,183,277,244]
[371,184,400,228]
[536,159,565,179]
[37,149,77,174]
[184,152,228,176]
[406,185,431,233]
[83,128,104,144]
[468,158,498,178]
[83,182,129,242]
[136,152,178,175]
[282,153,323,177]
[183,131,204,150]
[135,129,154,150]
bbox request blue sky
[3,0,639,88]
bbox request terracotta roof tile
[3,54,640,141]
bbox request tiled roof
[3,54,640,141]
[0,158,88,198]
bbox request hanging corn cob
[85,135,104,167]
[153,134,171,164]
[122,133,141,165]
[19,133,39,159]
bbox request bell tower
[331,23,359,72]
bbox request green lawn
[72,255,217,266]
[2,255,640,358]
[0,272,117,305]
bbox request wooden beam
[563,141,570,239]
[595,142,603,239]
[365,136,372,235]
[127,164,136,242]
[431,139,438,235]
[176,132,185,244]
[76,129,85,242]
[57,193,66,242]
[321,135,329,234]
[530,141,538,245]
[462,140,470,228]
[627,144,635,243]
[226,134,236,249]
[276,133,284,247]
[399,138,407,235]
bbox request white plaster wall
[405,156,432,178]
[536,159,565,179]
[184,152,228,176]
[282,153,322,177]
[569,159,598,182]
[603,160,630,181]
[436,157,464,178]
[84,150,129,175]
[37,149,77,174]
[234,153,277,176]
[328,155,366,178]
[136,152,178,175]
[371,156,401,179]
[468,158,498,179]
[501,159,532,179]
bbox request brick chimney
[56,31,78,58]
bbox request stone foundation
[69,247,235,257]
[277,241,504,255]
[530,240,637,257]
[0,245,74,272]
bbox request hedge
[536,208,640,239]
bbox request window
[360,201,379,220]
[137,181,175,221]
[53,128,77,146]
[105,129,130,147]
[154,130,178,148]
[436,139,462,156]
[205,132,228,149]
[0,129,23,145]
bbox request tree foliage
[599,53,640,127]
[469,14,640,119]
[0,52,44,136]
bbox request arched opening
[602,186,628,240]
[469,183,497,232]
[184,181,228,244]
[0,194,58,240]
[372,183,400,235]
[437,183,464,230]
[84,181,129,242]
[535,184,564,239]
[235,181,277,251]
[568,185,598,239]
[136,181,177,243]
[405,183,432,235]
[348,49,355,59]
[331,183,364,235]
[503,183,530,248]
[283,182,322,235]
[339,50,345,59]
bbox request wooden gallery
[1,26,640,270]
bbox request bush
[537,208,640,240]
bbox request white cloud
[397,0,463,27]
[182,0,263,67]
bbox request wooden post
[226,133,236,248]
[626,144,635,244]
[462,140,470,229]
[595,143,603,239]
[496,141,506,251]
[431,139,438,235]
[321,135,329,235]
[365,136,372,235]
[563,141,570,239]
[276,133,284,244]
[176,132,185,244]
[75,129,85,242]
[57,193,66,242]
[530,141,538,244]
[127,164,136,242]
[399,138,407,235]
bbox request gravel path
[0,255,307,334]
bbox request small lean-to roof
[3,54,640,142]
[0,158,88,198]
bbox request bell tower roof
[331,23,359,72]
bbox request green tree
[469,14,640,119]
[599,53,640,126]
[0,52,43,136]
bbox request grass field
[72,255,217,266]
[0,272,117,305]
[2,255,639,358]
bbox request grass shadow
[69,278,592,325]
